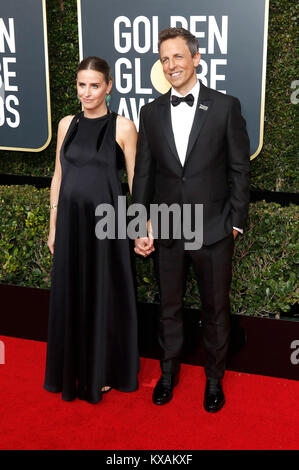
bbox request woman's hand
[47,229,56,254]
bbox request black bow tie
[171,94,194,107]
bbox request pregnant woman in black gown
[44,56,139,403]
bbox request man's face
[159,36,200,95]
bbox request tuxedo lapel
[185,83,213,165]
[158,91,182,168]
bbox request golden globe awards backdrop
[78,0,269,159]
[0,0,51,152]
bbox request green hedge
[0,0,298,192]
[0,186,52,288]
[1,185,298,317]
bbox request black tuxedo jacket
[132,82,250,246]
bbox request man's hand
[233,229,239,240]
[134,237,155,257]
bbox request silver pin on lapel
[199,104,208,111]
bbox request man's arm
[226,97,250,231]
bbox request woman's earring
[105,94,111,107]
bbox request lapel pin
[199,104,208,111]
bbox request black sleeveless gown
[44,111,139,403]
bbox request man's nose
[168,59,175,70]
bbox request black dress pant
[154,233,234,379]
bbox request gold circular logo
[150,59,171,94]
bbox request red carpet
[0,335,299,450]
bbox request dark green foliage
[0,185,52,287]
[0,0,297,192]
[1,185,298,317]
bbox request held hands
[134,220,155,258]
[134,228,238,257]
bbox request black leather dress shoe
[204,378,225,413]
[152,373,179,405]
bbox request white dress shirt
[170,81,243,234]
[170,81,200,167]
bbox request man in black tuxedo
[132,28,250,412]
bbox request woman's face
[77,69,112,112]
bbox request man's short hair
[158,27,199,57]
